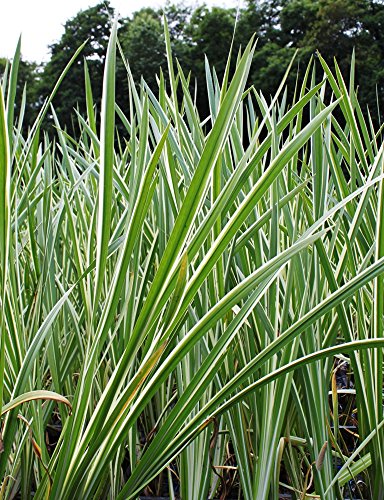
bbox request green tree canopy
[37,1,120,133]
[2,0,384,132]
[120,8,166,90]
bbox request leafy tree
[282,0,384,120]
[361,0,384,108]
[4,0,384,134]
[37,1,121,133]
[236,2,297,99]
[0,57,41,132]
[242,0,384,122]
[120,8,166,91]
[163,2,194,70]
[172,6,238,119]
[187,6,236,78]
[279,0,318,47]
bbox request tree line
[1,0,384,134]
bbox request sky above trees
[0,0,245,62]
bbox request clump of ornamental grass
[0,18,384,500]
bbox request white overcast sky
[1,0,244,62]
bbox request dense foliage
[1,0,384,134]
[1,11,384,499]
